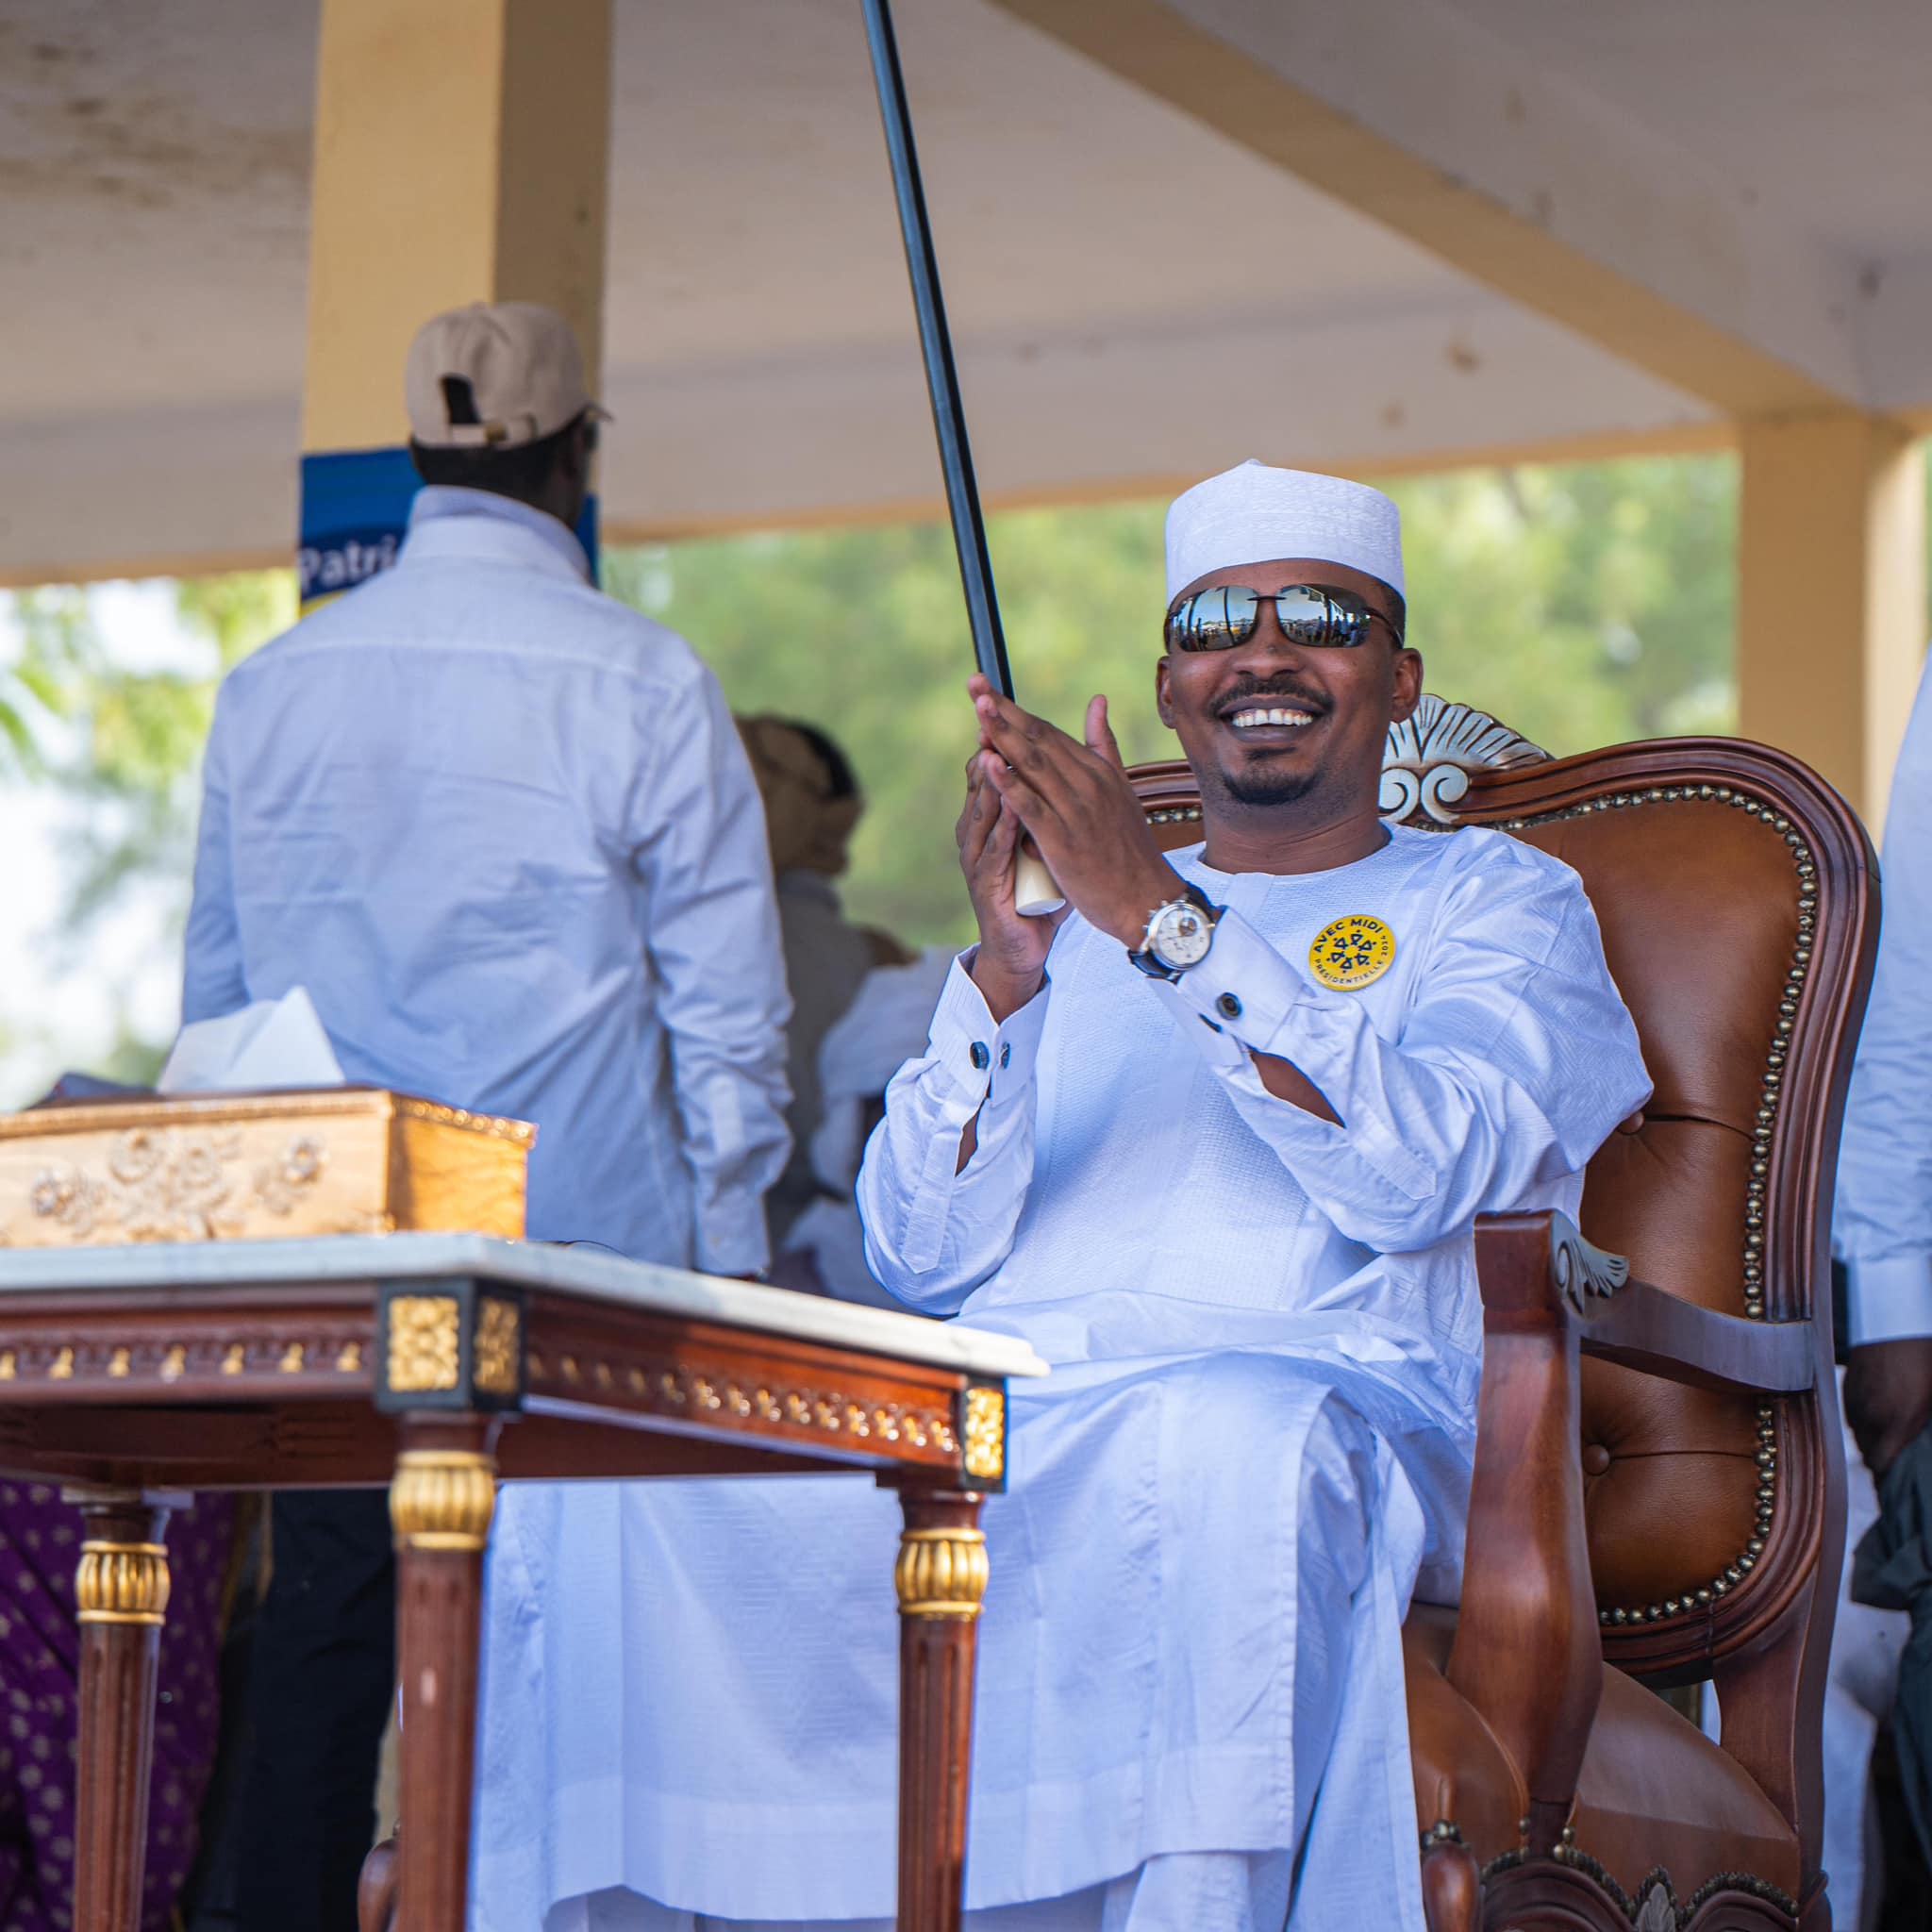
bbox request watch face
[1152,901,1213,969]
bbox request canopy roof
[3,0,1927,584]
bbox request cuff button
[1216,992,1242,1020]
[970,1041,991,1071]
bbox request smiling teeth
[1231,708,1313,729]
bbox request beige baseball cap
[404,301,607,449]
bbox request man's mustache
[1212,677,1330,718]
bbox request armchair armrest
[1577,1280,1814,1394]
[1447,1208,1820,1853]
[1447,1210,1606,1852]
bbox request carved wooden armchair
[1132,696,1877,1931]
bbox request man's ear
[1389,647,1424,724]
[567,417,595,487]
[1155,655,1175,730]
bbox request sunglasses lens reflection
[1280,586,1374,648]
[1272,587,1341,646]
[1272,586,1327,646]
[1172,587,1260,651]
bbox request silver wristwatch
[1127,882,1221,982]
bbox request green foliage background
[608,454,1739,946]
[1,575,296,1087]
[0,453,1749,1088]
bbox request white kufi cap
[1164,459,1404,604]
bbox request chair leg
[1795,1869,1831,1931]
[358,1833,400,1932]
[1710,1570,1831,1888]
[1419,1829,1481,1932]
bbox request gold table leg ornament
[75,1538,171,1625]
[390,1446,496,1550]
[895,1524,990,1620]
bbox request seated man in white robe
[472,461,1651,1931]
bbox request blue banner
[298,445,599,608]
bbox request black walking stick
[861,0,1063,916]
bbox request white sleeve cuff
[1149,908,1434,1200]
[924,952,1050,1107]
[1160,908,1307,1052]
[1844,1253,1932,1345]
[696,1199,772,1277]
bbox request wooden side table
[0,1234,1045,1932]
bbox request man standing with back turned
[472,461,1648,1929]
[182,303,791,1932]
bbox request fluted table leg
[893,1487,986,1932]
[391,1415,496,1932]
[66,1487,176,1932]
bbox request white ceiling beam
[991,0,1869,418]
[0,293,1719,586]
[0,398,299,591]
[1854,255,1932,422]
[600,299,1715,539]
[0,292,1714,586]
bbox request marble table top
[0,1231,1046,1381]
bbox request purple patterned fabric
[0,1482,233,1932]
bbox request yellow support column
[298,0,612,598]
[1738,413,1926,832]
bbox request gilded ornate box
[0,1090,535,1248]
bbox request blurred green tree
[0,574,294,1091]
[609,453,1740,947]
[1393,458,1737,752]
[3,575,294,929]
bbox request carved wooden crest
[1549,1213,1630,1314]
[1633,1885,1675,1932]
[1380,693,1549,825]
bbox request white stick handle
[1013,847,1065,919]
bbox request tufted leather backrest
[1515,796,1805,1639]
[1130,704,1875,1679]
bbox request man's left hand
[1845,1337,1932,1480]
[969,675,1181,947]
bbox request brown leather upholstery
[1517,802,1800,1617]
[1404,1608,1800,1900]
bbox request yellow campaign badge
[1308,914,1396,991]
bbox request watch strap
[1126,945,1182,982]
[1127,881,1220,980]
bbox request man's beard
[1221,758,1321,808]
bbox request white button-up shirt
[1836,659,1932,1345]
[182,486,791,1272]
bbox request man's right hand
[957,752,1061,1021]
[1845,1338,1932,1481]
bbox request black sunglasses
[1163,582,1405,654]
